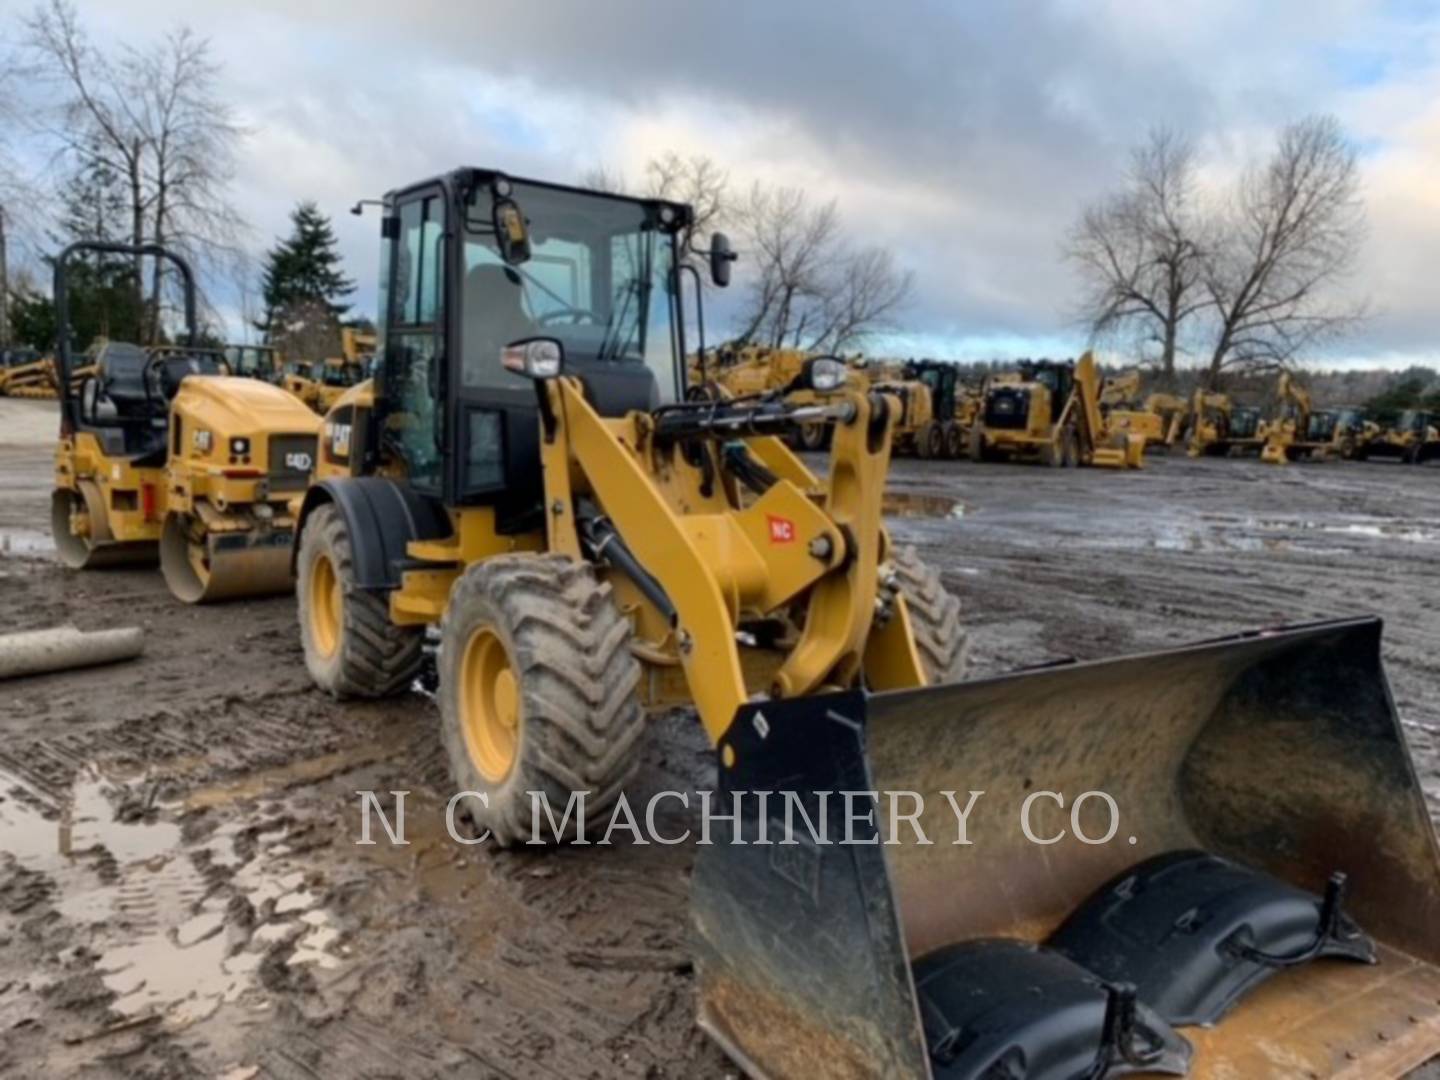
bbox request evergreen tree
[257,202,356,334]
[43,150,145,350]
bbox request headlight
[808,358,846,393]
[501,339,563,379]
[230,436,250,455]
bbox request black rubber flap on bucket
[912,939,1191,1079]
[1047,850,1376,1027]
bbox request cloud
[12,0,1440,365]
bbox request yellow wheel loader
[50,241,322,602]
[294,170,1440,1079]
[969,351,1143,467]
[1358,410,1440,464]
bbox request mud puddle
[0,761,347,1034]
[0,526,54,558]
[883,491,967,519]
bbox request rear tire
[916,421,943,459]
[889,546,969,683]
[439,554,645,846]
[943,422,964,459]
[297,504,423,698]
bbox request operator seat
[462,263,534,389]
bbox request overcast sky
[9,0,1440,368]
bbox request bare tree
[734,182,911,352]
[23,0,247,343]
[1201,115,1366,386]
[1066,128,1208,378]
[642,151,727,255]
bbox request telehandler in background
[969,352,1143,467]
[294,168,1440,1079]
[49,241,321,602]
[1358,409,1439,464]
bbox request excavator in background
[1358,409,1440,464]
[50,241,321,603]
[1187,389,1265,457]
[293,167,1440,1079]
[969,352,1144,467]
[1260,372,1329,464]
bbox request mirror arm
[679,263,706,384]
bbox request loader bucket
[691,617,1440,1079]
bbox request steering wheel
[537,306,604,327]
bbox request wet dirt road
[1,395,1438,1078]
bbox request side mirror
[493,198,531,266]
[501,337,563,380]
[709,231,736,288]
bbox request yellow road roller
[50,241,321,602]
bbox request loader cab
[1018,360,1075,426]
[906,360,958,419]
[371,169,691,527]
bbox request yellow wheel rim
[309,553,342,658]
[459,626,520,782]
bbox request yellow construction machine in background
[1358,409,1439,464]
[281,326,376,414]
[1187,389,1265,457]
[969,351,1144,467]
[0,348,97,399]
[1099,371,1188,452]
[49,241,321,603]
[1259,372,1330,464]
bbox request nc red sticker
[767,515,797,544]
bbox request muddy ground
[1,393,1438,1078]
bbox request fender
[293,477,450,591]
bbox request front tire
[297,504,423,697]
[439,555,645,847]
[889,546,969,683]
